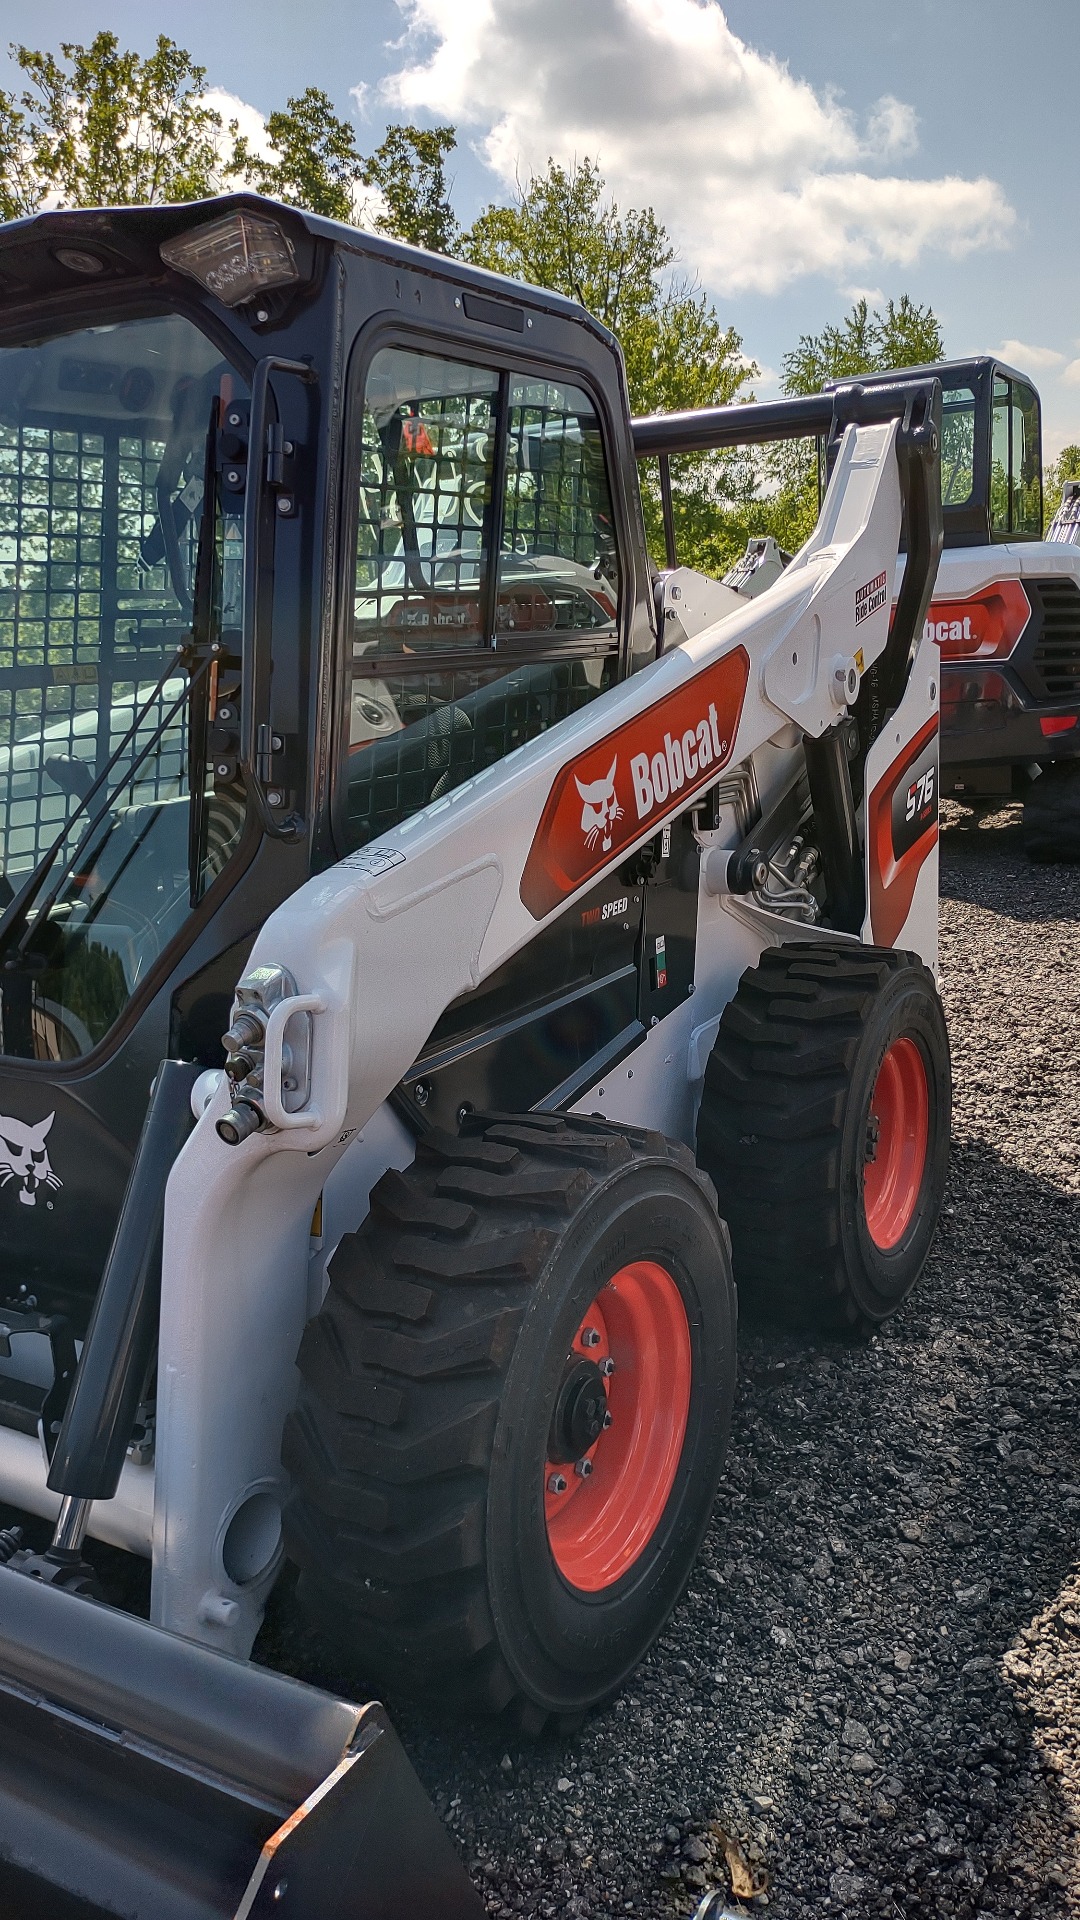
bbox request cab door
[334,339,647,1129]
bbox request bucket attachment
[0,1567,482,1920]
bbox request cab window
[343,346,620,853]
[940,386,976,506]
[991,376,1042,537]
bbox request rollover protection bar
[630,378,941,455]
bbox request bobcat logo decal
[0,1113,61,1208]
[574,758,623,853]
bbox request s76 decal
[868,716,939,946]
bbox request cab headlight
[160,211,300,308]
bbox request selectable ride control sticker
[520,647,750,919]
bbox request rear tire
[696,943,950,1332]
[1023,759,1080,862]
[282,1114,736,1721]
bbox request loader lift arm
[632,378,943,931]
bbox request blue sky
[6,0,1080,453]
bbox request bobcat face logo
[574,758,623,853]
[0,1113,61,1208]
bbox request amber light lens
[923,579,1031,662]
[160,211,299,308]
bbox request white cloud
[201,87,277,164]
[1061,359,1080,388]
[999,338,1065,370]
[381,0,1015,296]
[865,95,918,158]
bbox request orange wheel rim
[544,1261,692,1593]
[863,1036,930,1250]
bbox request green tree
[11,32,223,208]
[227,87,364,222]
[762,294,946,557]
[780,294,944,397]
[361,125,458,253]
[1043,443,1080,530]
[465,158,756,570]
[0,90,38,219]
[226,100,459,247]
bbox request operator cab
[830,357,1043,547]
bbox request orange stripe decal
[868,715,939,946]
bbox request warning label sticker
[340,845,405,876]
[855,570,888,626]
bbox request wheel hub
[863,1035,930,1250]
[544,1261,692,1593]
[548,1358,609,1462]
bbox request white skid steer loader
[0,194,948,1915]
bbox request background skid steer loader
[831,359,1080,859]
[0,192,945,1912]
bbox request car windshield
[0,310,249,1061]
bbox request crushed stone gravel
[256,799,1080,1919]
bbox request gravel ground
[263,799,1080,1917]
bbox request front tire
[283,1114,736,1722]
[697,943,951,1332]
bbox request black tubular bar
[803,724,865,934]
[658,452,677,568]
[47,1060,201,1502]
[630,375,941,458]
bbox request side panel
[862,630,940,968]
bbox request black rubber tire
[282,1113,736,1723]
[1023,760,1080,862]
[696,943,951,1333]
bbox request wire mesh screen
[0,420,192,881]
[355,349,498,654]
[346,655,615,848]
[0,310,247,1061]
[499,377,619,635]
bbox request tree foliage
[361,125,458,253]
[1044,444,1080,530]
[226,98,458,246]
[755,295,947,561]
[780,294,944,398]
[464,159,755,569]
[227,87,365,222]
[7,32,223,209]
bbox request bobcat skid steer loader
[0,193,947,1915]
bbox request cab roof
[0,191,619,356]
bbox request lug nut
[599,1357,615,1377]
[547,1472,567,1495]
[580,1326,601,1348]
[574,1457,593,1479]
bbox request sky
[5,0,1080,455]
